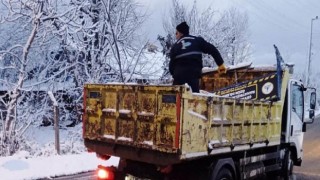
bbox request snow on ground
[0,152,119,180]
[1,109,319,180]
[0,123,120,180]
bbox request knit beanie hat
[176,22,189,35]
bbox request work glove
[218,64,227,75]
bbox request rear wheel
[214,167,233,180]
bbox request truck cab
[283,79,316,166]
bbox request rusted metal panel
[180,91,283,159]
[83,84,182,154]
[201,67,277,92]
[84,87,103,140]
[180,94,210,153]
[136,89,157,148]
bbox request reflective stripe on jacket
[169,35,224,79]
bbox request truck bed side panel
[180,92,282,159]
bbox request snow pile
[22,124,85,157]
[0,152,119,180]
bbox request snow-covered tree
[63,0,153,84]
[0,0,78,156]
[157,34,174,79]
[0,0,160,156]
[213,8,251,65]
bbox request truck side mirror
[310,92,316,110]
[304,109,315,124]
[309,109,315,119]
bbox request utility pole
[307,16,318,87]
[48,91,60,155]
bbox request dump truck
[83,46,317,180]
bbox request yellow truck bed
[83,67,289,166]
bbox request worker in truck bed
[169,21,227,92]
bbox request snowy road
[44,171,96,180]
[294,173,320,180]
[51,171,320,180]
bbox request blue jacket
[169,35,224,79]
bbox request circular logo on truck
[262,82,274,95]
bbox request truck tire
[282,150,293,180]
[115,172,125,180]
[214,167,233,180]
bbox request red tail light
[97,165,115,180]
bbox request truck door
[288,80,304,160]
